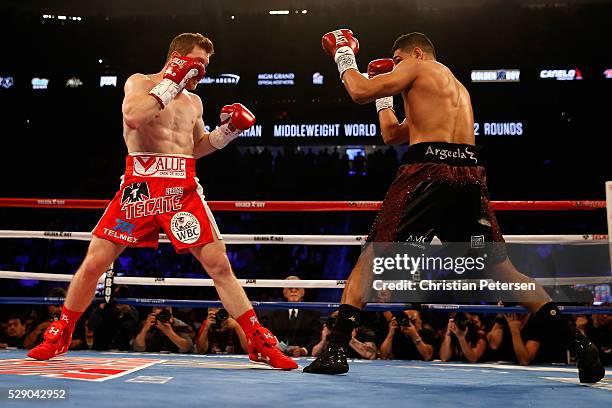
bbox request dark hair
[166,33,214,61]
[7,315,26,325]
[391,32,436,59]
[47,287,67,298]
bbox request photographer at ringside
[86,285,139,351]
[440,312,487,362]
[133,306,194,353]
[196,307,248,354]
[312,312,378,360]
[380,310,435,361]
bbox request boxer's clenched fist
[368,59,395,112]
[149,56,205,109]
[322,29,360,78]
[209,103,256,149]
[367,58,394,79]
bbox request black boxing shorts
[366,142,507,263]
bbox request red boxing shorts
[92,152,221,253]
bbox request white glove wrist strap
[209,124,240,150]
[149,79,180,109]
[375,96,394,113]
[335,46,358,78]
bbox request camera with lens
[155,308,172,324]
[326,316,337,329]
[212,308,229,330]
[452,312,475,332]
[393,312,414,327]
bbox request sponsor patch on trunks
[170,211,201,244]
[133,156,186,179]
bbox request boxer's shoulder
[181,89,203,113]
[124,73,155,92]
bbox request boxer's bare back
[391,56,475,146]
[342,48,475,146]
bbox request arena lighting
[269,10,290,15]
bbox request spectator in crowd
[440,313,487,362]
[196,307,248,354]
[133,307,194,353]
[265,276,321,357]
[487,313,567,365]
[0,316,27,348]
[380,310,435,361]
[87,286,139,351]
[312,312,377,360]
[579,307,612,366]
[23,287,86,350]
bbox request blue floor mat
[0,349,610,407]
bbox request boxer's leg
[448,170,604,383]
[190,221,297,370]
[28,237,125,360]
[305,175,441,374]
[65,237,126,312]
[189,234,251,319]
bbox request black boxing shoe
[303,343,349,375]
[572,328,605,383]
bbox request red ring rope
[0,198,605,211]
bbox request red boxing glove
[322,29,360,77]
[368,58,395,113]
[149,56,205,108]
[368,58,394,79]
[209,103,256,149]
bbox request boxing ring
[0,194,611,406]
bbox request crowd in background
[1,282,611,366]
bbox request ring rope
[0,297,609,314]
[0,198,606,211]
[1,270,611,287]
[0,230,607,245]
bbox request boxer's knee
[76,238,122,280]
[76,255,110,280]
[200,250,233,280]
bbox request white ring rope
[1,229,610,287]
[0,230,607,245]
[1,270,611,287]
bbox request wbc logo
[170,212,201,244]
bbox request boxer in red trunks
[28,33,297,370]
[304,30,604,383]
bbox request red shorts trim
[92,153,222,254]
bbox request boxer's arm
[342,62,418,105]
[192,96,217,159]
[122,74,163,129]
[379,111,410,145]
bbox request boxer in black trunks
[304,30,604,383]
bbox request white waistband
[129,151,194,159]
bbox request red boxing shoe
[27,320,73,360]
[248,327,298,370]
